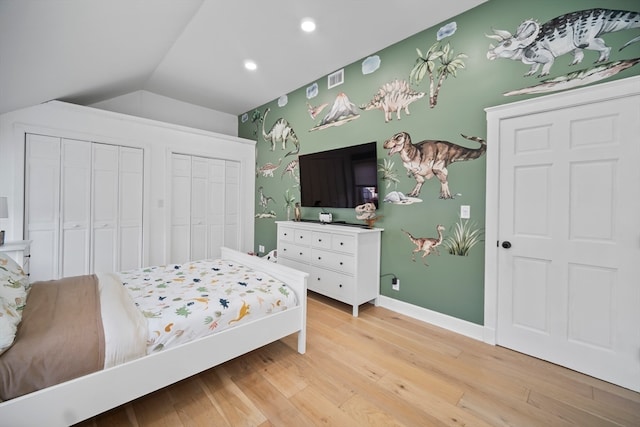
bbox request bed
[0,247,308,427]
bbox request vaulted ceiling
[0,0,486,116]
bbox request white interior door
[495,89,640,391]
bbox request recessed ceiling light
[301,18,316,33]
[244,60,257,71]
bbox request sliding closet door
[24,134,61,282]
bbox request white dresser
[276,221,382,316]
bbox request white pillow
[96,272,148,367]
[0,296,20,355]
[0,253,28,311]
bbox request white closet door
[190,158,208,261]
[92,143,118,273]
[171,154,192,263]
[25,134,60,282]
[207,159,225,259]
[224,161,240,251]
[119,147,143,271]
[60,139,91,277]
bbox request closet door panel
[207,159,225,259]
[61,139,91,277]
[190,158,208,261]
[92,144,118,273]
[224,161,240,250]
[119,147,143,271]
[171,154,191,263]
[25,134,61,281]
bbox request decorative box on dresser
[276,221,382,316]
[0,240,31,277]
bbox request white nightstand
[0,240,31,277]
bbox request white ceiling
[0,0,486,116]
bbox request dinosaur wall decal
[486,8,640,77]
[262,108,300,157]
[383,131,486,199]
[402,225,446,266]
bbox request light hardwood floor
[76,292,640,426]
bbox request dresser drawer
[279,242,311,263]
[331,234,356,253]
[278,226,294,242]
[311,231,331,249]
[311,248,354,274]
[309,267,355,302]
[294,229,312,245]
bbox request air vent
[327,69,344,89]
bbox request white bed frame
[0,248,308,427]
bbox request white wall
[91,91,238,136]
[0,101,255,267]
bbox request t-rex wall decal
[383,131,486,199]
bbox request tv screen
[299,142,378,208]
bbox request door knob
[501,241,512,249]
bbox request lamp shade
[0,197,8,219]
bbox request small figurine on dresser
[355,202,382,228]
[294,202,301,221]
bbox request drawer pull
[317,277,321,281]
[317,256,322,260]
[340,242,344,245]
[339,284,343,288]
[339,262,343,265]
[299,252,303,255]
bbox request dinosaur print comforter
[119,258,298,354]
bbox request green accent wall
[238,0,640,325]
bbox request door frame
[483,75,640,344]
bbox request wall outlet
[392,277,400,291]
[258,245,265,253]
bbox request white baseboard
[376,295,489,343]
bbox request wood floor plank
[74,293,640,426]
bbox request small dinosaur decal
[486,8,640,77]
[402,225,446,266]
[360,79,425,123]
[383,131,486,199]
[257,158,281,177]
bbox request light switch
[460,205,470,219]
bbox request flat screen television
[298,141,378,208]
